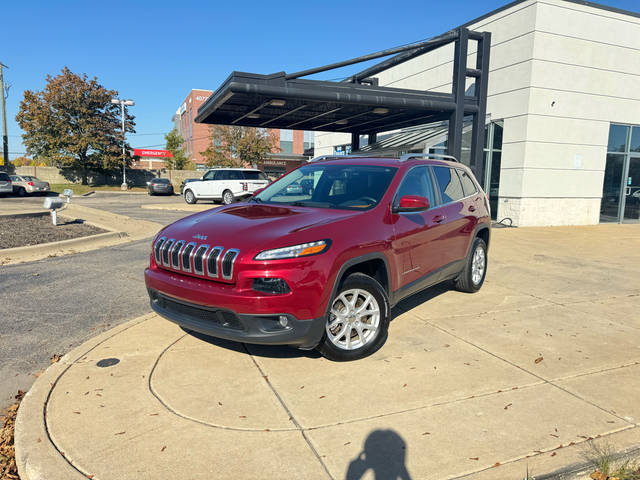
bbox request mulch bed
[0,390,24,480]
[0,215,107,249]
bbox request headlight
[254,240,330,260]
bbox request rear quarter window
[243,171,267,181]
[458,169,478,196]
[0,173,10,181]
[432,166,465,204]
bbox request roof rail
[399,153,459,163]
[308,154,387,163]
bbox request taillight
[28,181,35,186]
[242,182,248,191]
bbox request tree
[164,128,190,170]
[200,125,279,168]
[16,67,135,184]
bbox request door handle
[433,215,446,223]
[469,205,476,212]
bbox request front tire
[18,187,27,197]
[316,273,390,361]
[222,190,234,205]
[455,237,487,293]
[184,189,197,204]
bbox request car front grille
[153,236,239,281]
[151,292,245,331]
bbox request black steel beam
[284,30,459,80]
[447,28,469,163]
[347,30,459,83]
[470,32,492,183]
[351,132,360,152]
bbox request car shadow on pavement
[183,328,322,359]
[346,429,412,480]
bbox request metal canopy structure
[195,27,491,180]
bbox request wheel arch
[326,253,391,319]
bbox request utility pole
[0,62,8,169]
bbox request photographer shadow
[346,429,412,480]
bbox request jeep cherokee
[145,155,490,361]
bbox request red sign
[133,149,173,158]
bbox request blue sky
[3,0,638,158]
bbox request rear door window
[457,169,478,196]
[432,166,465,204]
[214,170,229,181]
[228,170,243,180]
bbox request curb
[14,313,157,480]
[0,231,127,265]
[1,211,48,219]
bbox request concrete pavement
[14,224,640,479]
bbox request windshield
[254,164,397,210]
[153,178,170,183]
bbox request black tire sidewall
[317,273,390,361]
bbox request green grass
[584,441,640,480]
[48,183,147,195]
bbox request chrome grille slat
[162,239,175,267]
[221,249,239,280]
[154,237,166,264]
[206,246,224,278]
[155,240,239,281]
[181,242,197,273]
[193,244,209,275]
[170,240,185,269]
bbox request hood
[158,203,361,254]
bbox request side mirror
[393,195,430,213]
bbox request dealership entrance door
[600,124,640,223]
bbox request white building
[315,0,640,226]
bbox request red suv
[145,155,490,361]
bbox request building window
[601,123,640,223]
[303,131,315,154]
[483,121,503,221]
[280,129,293,154]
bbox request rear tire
[184,189,197,204]
[222,190,234,205]
[455,237,487,293]
[316,273,390,361]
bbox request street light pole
[0,62,9,169]
[111,98,134,190]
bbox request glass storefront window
[607,124,628,153]
[630,126,640,153]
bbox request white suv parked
[183,168,269,205]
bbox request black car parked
[148,178,174,196]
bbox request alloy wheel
[326,289,380,351]
[471,246,486,285]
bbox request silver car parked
[0,172,12,195]
[9,175,50,196]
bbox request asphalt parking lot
[0,193,208,408]
[9,211,640,479]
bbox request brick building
[175,89,314,169]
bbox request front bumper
[148,288,325,349]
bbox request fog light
[252,278,291,294]
[279,315,289,327]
